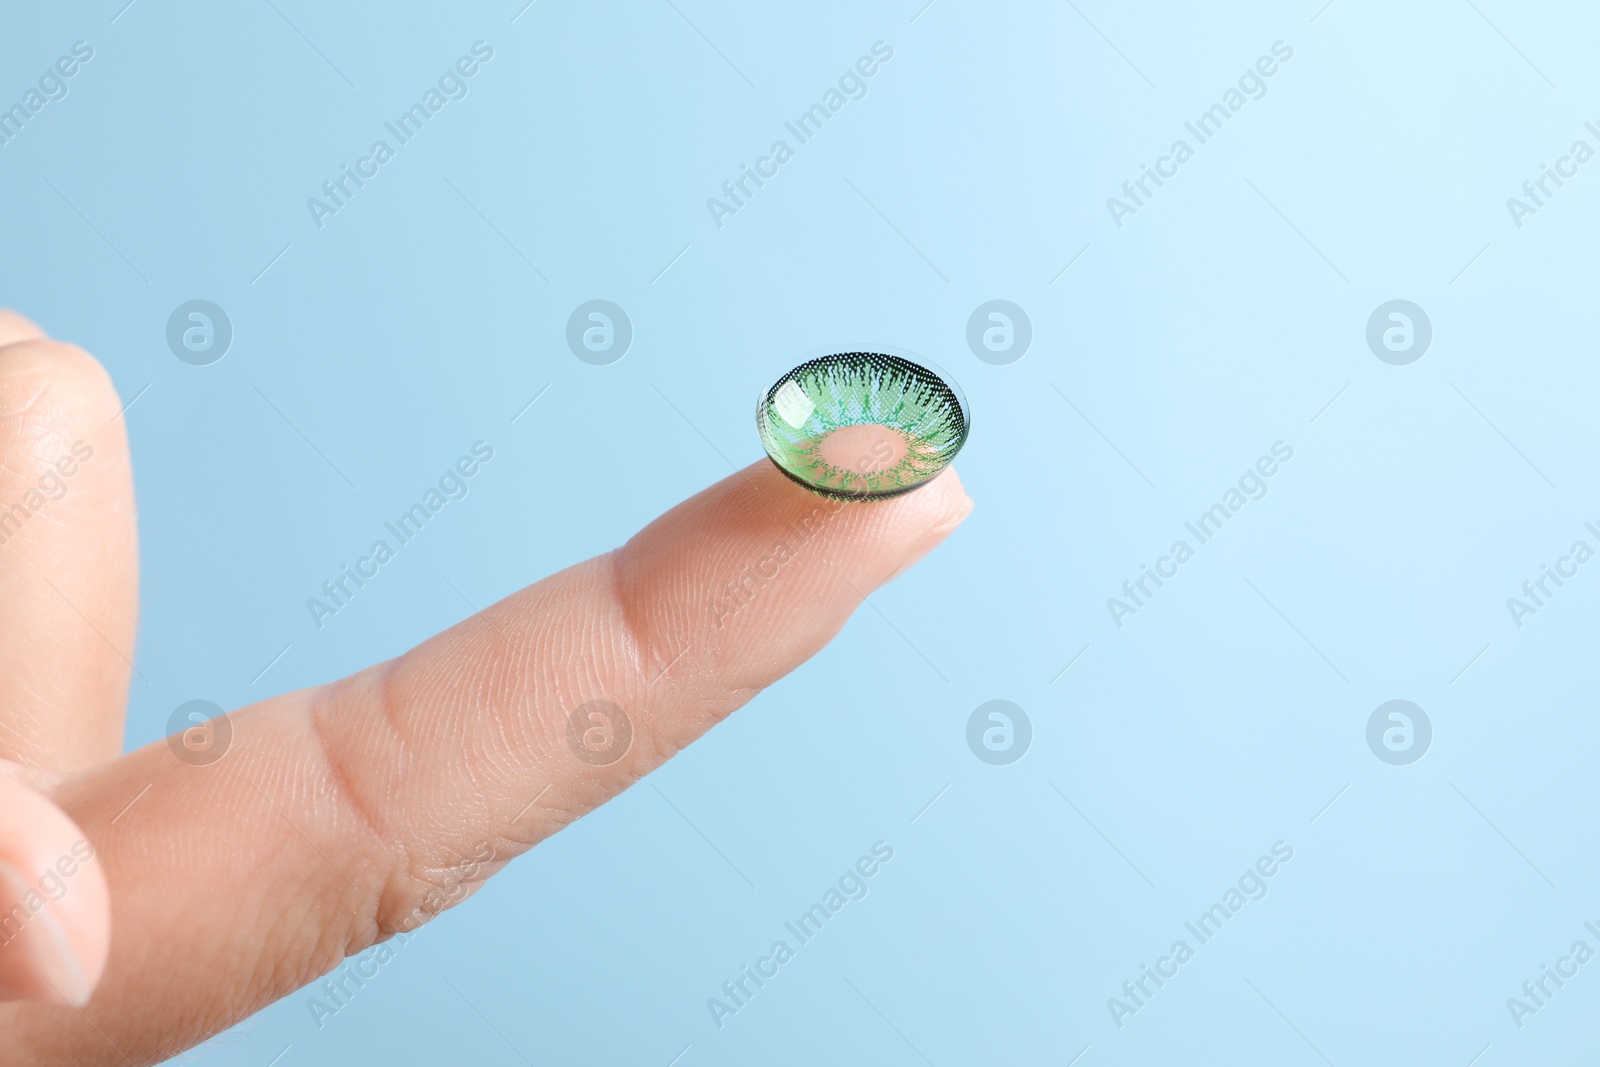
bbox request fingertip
[0,311,46,350]
[617,458,973,685]
[914,463,974,526]
[0,779,110,1007]
[0,333,137,771]
[0,338,120,424]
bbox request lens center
[813,423,908,476]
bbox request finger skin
[0,460,971,1064]
[0,323,138,772]
[0,311,46,349]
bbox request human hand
[0,311,973,1065]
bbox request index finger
[7,459,972,1063]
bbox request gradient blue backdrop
[3,1,1596,1063]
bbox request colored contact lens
[756,349,970,500]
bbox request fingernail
[0,860,89,1006]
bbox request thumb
[0,774,109,1006]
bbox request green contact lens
[756,349,970,500]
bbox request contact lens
[756,349,970,500]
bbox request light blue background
[3,0,1597,1063]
